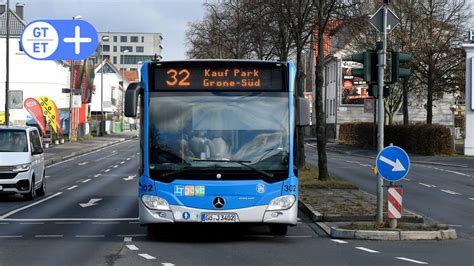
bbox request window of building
[141,36,145,42]
[113,56,117,64]
[136,46,144,53]
[120,36,127,42]
[131,36,139,43]
[102,36,109,42]
[121,46,133,52]
[113,46,117,52]
[113,36,117,42]
[102,45,110,52]
[123,55,153,64]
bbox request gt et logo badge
[21,19,98,60]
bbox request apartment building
[97,32,163,71]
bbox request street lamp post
[98,35,109,136]
[4,0,10,126]
[121,49,129,131]
[68,15,82,141]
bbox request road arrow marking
[79,198,102,208]
[379,156,405,171]
[123,175,136,181]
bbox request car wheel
[36,174,46,197]
[269,224,288,236]
[24,176,36,201]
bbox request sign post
[376,145,410,228]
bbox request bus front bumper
[139,200,298,225]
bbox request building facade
[97,32,163,71]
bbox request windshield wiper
[193,159,274,179]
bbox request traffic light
[368,85,390,98]
[349,50,378,84]
[391,51,412,82]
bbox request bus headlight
[12,163,31,173]
[142,195,170,210]
[267,195,296,211]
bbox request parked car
[0,126,46,200]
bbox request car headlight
[142,195,170,210]
[267,195,296,211]
[12,163,31,173]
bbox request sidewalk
[321,142,474,168]
[43,131,138,166]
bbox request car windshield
[148,92,289,173]
[0,130,28,152]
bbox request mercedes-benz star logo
[213,197,225,209]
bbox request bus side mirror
[296,97,310,127]
[125,82,143,117]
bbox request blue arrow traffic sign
[21,19,98,61]
[376,146,410,182]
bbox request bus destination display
[154,64,284,91]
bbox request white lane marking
[0,192,62,219]
[440,189,462,195]
[123,175,136,181]
[78,162,88,166]
[469,198,474,201]
[124,237,132,242]
[355,247,379,253]
[126,158,131,161]
[3,218,137,222]
[75,235,105,238]
[113,165,118,168]
[117,234,147,237]
[104,169,111,173]
[112,150,117,153]
[405,178,411,181]
[19,222,44,225]
[162,263,175,266]
[419,182,435,188]
[81,179,91,183]
[120,161,126,164]
[138,254,156,260]
[127,245,139,251]
[331,239,348,244]
[0,222,9,225]
[44,140,133,169]
[0,235,22,238]
[45,175,51,179]
[67,185,78,190]
[35,235,63,238]
[395,257,428,264]
[444,170,470,177]
[447,224,462,227]
[94,174,101,178]
[79,198,102,208]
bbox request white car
[0,126,46,200]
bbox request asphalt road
[306,144,474,238]
[0,140,472,265]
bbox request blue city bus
[125,60,309,235]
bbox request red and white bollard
[387,186,403,228]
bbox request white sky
[15,0,206,60]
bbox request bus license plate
[202,213,236,223]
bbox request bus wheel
[269,224,288,236]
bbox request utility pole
[375,2,389,225]
[4,0,10,126]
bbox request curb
[44,134,137,167]
[298,199,457,240]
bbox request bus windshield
[148,92,289,174]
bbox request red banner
[24,98,46,135]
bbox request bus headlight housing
[142,195,170,210]
[267,195,296,211]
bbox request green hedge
[339,122,453,155]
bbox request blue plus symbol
[63,26,92,54]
